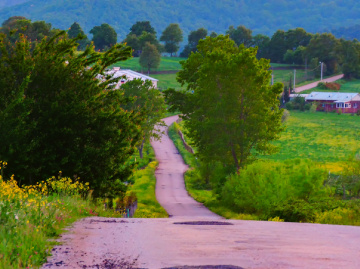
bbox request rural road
[43,115,360,269]
[151,115,221,219]
[294,74,344,92]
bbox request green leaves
[167,35,284,173]
[0,31,141,198]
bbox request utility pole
[320,62,323,81]
[293,69,296,91]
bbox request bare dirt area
[43,115,360,269]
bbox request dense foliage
[0,31,142,198]
[68,22,90,50]
[90,23,117,51]
[166,35,283,173]
[120,79,166,158]
[3,0,360,41]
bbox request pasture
[112,57,185,72]
[263,111,360,172]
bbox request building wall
[309,100,360,113]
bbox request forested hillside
[0,0,29,9]
[1,0,360,40]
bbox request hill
[0,0,29,9]
[1,0,360,41]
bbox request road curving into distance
[43,114,360,269]
[151,115,221,219]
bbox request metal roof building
[305,92,360,102]
[105,67,158,88]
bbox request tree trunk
[230,142,240,173]
[138,139,145,159]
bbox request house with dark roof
[305,92,360,113]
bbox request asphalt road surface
[43,115,360,269]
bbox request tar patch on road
[162,265,244,269]
[173,221,233,226]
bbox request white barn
[106,67,158,88]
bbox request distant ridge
[1,0,360,40]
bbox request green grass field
[111,57,320,90]
[151,73,183,90]
[112,57,186,72]
[301,79,360,94]
[262,111,360,172]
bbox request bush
[281,109,290,123]
[309,102,317,113]
[317,82,327,89]
[285,102,294,110]
[357,109,360,116]
[337,108,342,115]
[221,160,328,219]
[304,102,312,111]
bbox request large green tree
[0,16,60,44]
[165,35,284,173]
[90,23,117,51]
[68,22,90,50]
[160,23,183,56]
[306,33,340,75]
[337,39,360,79]
[139,42,161,74]
[129,21,156,36]
[180,27,207,57]
[0,31,141,198]
[226,25,253,47]
[120,79,166,158]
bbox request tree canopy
[0,16,60,44]
[3,0,360,42]
[120,79,166,158]
[90,23,117,51]
[139,42,161,74]
[0,31,142,198]
[165,35,284,173]
[180,27,207,57]
[226,25,253,47]
[68,22,90,50]
[160,23,183,56]
[129,21,156,36]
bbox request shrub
[285,102,294,110]
[337,108,342,115]
[357,109,360,116]
[221,160,328,219]
[309,102,317,113]
[281,109,290,123]
[317,82,327,89]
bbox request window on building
[354,103,358,108]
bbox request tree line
[2,16,360,78]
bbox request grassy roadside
[128,161,168,218]
[0,172,116,269]
[127,143,168,218]
[168,116,360,225]
[167,123,259,220]
[0,142,167,268]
